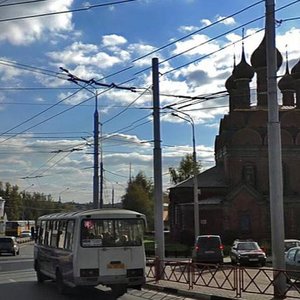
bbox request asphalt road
[0,242,195,300]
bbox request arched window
[242,164,256,187]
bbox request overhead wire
[0,0,139,23]
[3,1,299,186]
[132,0,264,63]
[160,0,300,76]
[0,83,89,139]
[102,85,152,125]
[0,0,47,8]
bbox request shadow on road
[0,281,116,300]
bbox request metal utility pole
[265,0,285,296]
[93,94,100,209]
[152,58,165,263]
[99,122,104,209]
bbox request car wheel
[231,257,236,265]
[12,251,16,256]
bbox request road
[0,242,194,300]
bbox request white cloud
[0,0,74,45]
[172,34,220,57]
[47,42,123,69]
[178,25,199,33]
[201,19,212,26]
[102,34,127,47]
[216,16,236,25]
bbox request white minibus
[34,209,146,298]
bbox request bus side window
[50,221,58,247]
[58,221,67,249]
[64,220,74,250]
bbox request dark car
[230,240,266,266]
[192,235,224,264]
[285,246,300,281]
[0,236,20,256]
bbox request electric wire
[0,0,139,23]
[0,0,47,8]
[132,0,264,63]
[0,84,89,139]
[0,1,265,89]
[102,85,152,125]
[134,0,300,77]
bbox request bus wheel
[131,284,142,290]
[56,269,68,295]
[35,262,47,283]
[111,284,127,298]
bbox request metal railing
[146,257,300,299]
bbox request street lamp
[171,111,200,240]
[60,67,103,209]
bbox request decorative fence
[146,258,300,299]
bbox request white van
[34,209,146,298]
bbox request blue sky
[0,0,300,204]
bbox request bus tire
[111,284,127,298]
[56,269,68,295]
[35,262,47,283]
[131,284,142,290]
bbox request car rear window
[237,242,259,250]
[285,242,298,251]
[197,237,220,248]
[0,238,13,243]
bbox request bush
[144,238,191,257]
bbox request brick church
[168,33,300,245]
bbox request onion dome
[225,55,237,90]
[250,36,283,70]
[225,73,236,90]
[233,47,254,80]
[291,59,300,80]
[278,56,295,91]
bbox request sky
[0,0,300,205]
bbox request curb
[144,283,235,300]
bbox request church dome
[278,67,295,91]
[225,73,236,90]
[233,50,254,80]
[291,59,300,80]
[250,36,283,70]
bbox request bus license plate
[107,263,125,269]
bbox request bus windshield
[81,218,144,247]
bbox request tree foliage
[169,153,202,185]
[122,172,154,230]
[0,181,78,221]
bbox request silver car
[0,236,20,256]
[284,239,300,253]
[285,246,300,281]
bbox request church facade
[168,34,300,245]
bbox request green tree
[4,183,22,220]
[169,153,202,184]
[122,172,154,230]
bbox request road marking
[0,269,36,284]
[0,258,33,264]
